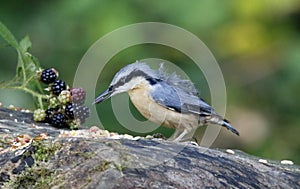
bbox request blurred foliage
[0,22,46,108]
[0,0,300,164]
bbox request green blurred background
[0,0,300,164]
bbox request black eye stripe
[146,78,162,85]
[113,70,157,88]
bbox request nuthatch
[94,61,239,142]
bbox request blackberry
[70,87,86,105]
[51,80,67,96]
[45,107,59,122]
[74,105,90,124]
[51,113,67,127]
[64,103,74,119]
[39,68,58,84]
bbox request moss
[0,134,13,149]
[4,140,63,188]
[93,161,111,172]
[113,163,124,172]
[33,140,62,162]
[113,157,131,172]
[77,161,112,188]
[4,164,62,189]
[75,151,95,160]
[3,139,133,188]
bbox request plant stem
[17,51,27,82]
[2,85,47,108]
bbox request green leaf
[17,36,34,80]
[19,35,32,53]
[26,52,40,68]
[0,21,19,48]
[0,21,46,108]
[0,22,26,80]
[16,51,26,79]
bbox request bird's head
[94,61,159,104]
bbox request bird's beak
[93,89,113,104]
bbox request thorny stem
[37,96,44,110]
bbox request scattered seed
[102,130,110,137]
[280,160,294,165]
[226,149,235,154]
[132,136,141,140]
[89,126,100,133]
[123,134,133,139]
[71,131,77,136]
[9,105,15,110]
[21,109,30,113]
[34,133,48,141]
[258,159,268,164]
[145,135,154,139]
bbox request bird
[94,61,239,142]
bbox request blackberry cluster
[34,68,90,129]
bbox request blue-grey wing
[150,82,214,115]
[150,82,181,112]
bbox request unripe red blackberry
[39,68,58,84]
[51,80,66,96]
[70,87,86,105]
[51,113,67,127]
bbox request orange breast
[128,81,199,131]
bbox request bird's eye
[108,86,113,91]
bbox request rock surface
[0,107,299,188]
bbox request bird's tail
[222,119,240,136]
[207,116,240,136]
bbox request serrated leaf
[0,21,19,48]
[0,22,26,80]
[19,35,32,53]
[0,21,46,108]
